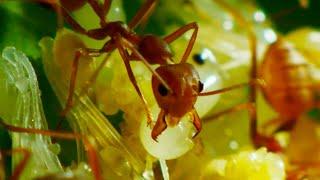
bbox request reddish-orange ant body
[43,0,249,141]
[210,0,318,153]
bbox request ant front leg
[190,108,201,138]
[1,148,31,180]
[260,116,294,135]
[60,48,101,118]
[114,36,153,126]
[163,22,198,63]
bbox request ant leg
[77,49,115,101]
[212,1,282,151]
[213,0,258,101]
[287,163,320,179]
[151,110,167,141]
[163,22,198,63]
[56,5,109,40]
[60,48,101,118]
[128,0,158,29]
[203,102,282,152]
[114,38,153,126]
[260,117,294,135]
[190,108,201,138]
[59,6,88,35]
[0,120,101,180]
[87,0,108,26]
[252,116,283,152]
[87,0,112,24]
[1,148,31,180]
[102,0,112,19]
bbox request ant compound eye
[199,81,204,92]
[192,53,205,65]
[158,83,169,96]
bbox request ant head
[152,63,203,117]
[138,35,173,65]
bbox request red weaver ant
[43,0,250,141]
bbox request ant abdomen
[260,40,315,118]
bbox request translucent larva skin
[53,29,94,87]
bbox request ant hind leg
[190,108,201,138]
[151,110,167,141]
[114,37,154,126]
[60,48,101,118]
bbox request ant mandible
[205,0,317,152]
[47,0,250,141]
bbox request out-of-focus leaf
[257,0,320,33]
[0,1,57,60]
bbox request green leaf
[0,1,57,60]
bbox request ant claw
[192,130,200,138]
[254,134,283,152]
[152,136,159,143]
